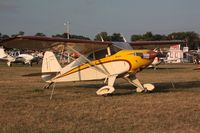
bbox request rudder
[42,51,61,82]
[0,47,7,58]
[42,51,61,73]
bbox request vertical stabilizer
[42,51,61,73]
[0,47,7,58]
[42,51,61,82]
[0,47,15,66]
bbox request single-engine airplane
[1,36,185,96]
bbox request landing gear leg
[124,74,155,93]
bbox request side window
[95,49,108,60]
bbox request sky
[0,0,200,39]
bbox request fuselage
[51,49,156,83]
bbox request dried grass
[0,63,200,133]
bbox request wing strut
[67,46,110,76]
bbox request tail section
[42,51,61,73]
[0,47,7,58]
[0,47,15,66]
[42,51,61,82]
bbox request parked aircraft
[0,47,40,66]
[1,36,185,96]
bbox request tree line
[0,31,199,50]
[0,31,90,40]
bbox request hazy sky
[0,0,200,39]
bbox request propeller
[154,49,176,89]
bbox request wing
[130,40,186,49]
[1,36,186,53]
[1,36,112,54]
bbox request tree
[11,31,25,38]
[18,31,25,36]
[35,33,46,36]
[131,31,200,49]
[2,34,10,40]
[143,32,153,41]
[52,34,63,38]
[131,35,143,41]
[110,33,124,42]
[94,32,125,41]
[70,34,90,40]
[52,33,90,40]
[131,32,167,41]
[152,34,167,40]
[168,32,200,49]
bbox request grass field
[0,63,200,133]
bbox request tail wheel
[96,86,115,96]
[143,83,155,91]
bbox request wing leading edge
[0,36,112,54]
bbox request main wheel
[143,83,155,91]
[96,86,115,96]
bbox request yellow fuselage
[93,49,154,73]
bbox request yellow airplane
[1,36,185,96]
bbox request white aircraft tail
[0,47,7,58]
[0,47,15,66]
[42,51,61,82]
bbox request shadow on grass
[68,80,200,96]
[153,80,200,93]
[148,67,187,70]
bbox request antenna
[64,20,70,39]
